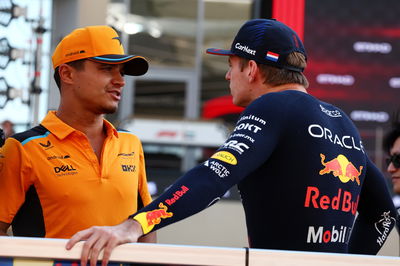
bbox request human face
[71,60,125,115]
[225,56,252,107]
[387,137,400,194]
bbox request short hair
[53,59,86,90]
[383,111,400,153]
[239,52,309,88]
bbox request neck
[56,107,105,137]
[264,83,307,94]
[243,83,307,107]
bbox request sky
[0,0,52,132]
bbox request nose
[387,162,398,173]
[112,71,125,88]
[225,68,231,81]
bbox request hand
[66,219,143,266]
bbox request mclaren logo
[118,152,135,157]
[47,155,71,160]
[112,36,122,45]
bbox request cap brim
[90,55,149,76]
[206,48,234,56]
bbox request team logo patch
[118,152,135,157]
[375,211,396,246]
[319,153,362,185]
[134,203,173,234]
[112,36,122,45]
[211,151,237,165]
[121,164,136,172]
[39,140,51,148]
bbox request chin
[101,105,118,114]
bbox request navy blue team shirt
[131,90,397,254]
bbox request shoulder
[251,90,314,109]
[11,125,49,145]
[116,128,141,142]
[245,91,316,120]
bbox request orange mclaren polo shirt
[0,111,152,238]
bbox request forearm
[349,158,398,254]
[138,231,157,243]
[131,165,231,235]
[349,210,397,254]
[0,221,10,236]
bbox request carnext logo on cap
[235,43,256,55]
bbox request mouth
[108,90,121,101]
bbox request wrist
[132,212,152,235]
[122,218,144,241]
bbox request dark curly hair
[383,111,400,153]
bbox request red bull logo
[304,186,359,215]
[133,203,173,234]
[319,154,362,185]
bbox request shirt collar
[41,111,119,140]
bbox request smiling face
[388,137,400,194]
[69,60,126,115]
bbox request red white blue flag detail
[266,51,279,62]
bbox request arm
[138,231,156,243]
[0,221,10,236]
[66,94,287,265]
[66,219,143,266]
[348,157,398,254]
[0,138,32,237]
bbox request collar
[41,111,119,140]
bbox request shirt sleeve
[130,94,288,234]
[348,156,398,254]
[0,138,33,224]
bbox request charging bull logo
[133,203,173,234]
[319,154,362,185]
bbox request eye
[101,65,113,71]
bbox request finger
[66,228,93,250]
[80,230,102,266]
[89,233,109,266]
[101,236,119,266]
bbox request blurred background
[1,0,399,255]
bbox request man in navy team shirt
[67,19,398,266]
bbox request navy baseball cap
[207,19,307,72]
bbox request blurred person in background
[67,19,397,266]
[1,120,15,139]
[383,112,400,214]
[0,25,156,244]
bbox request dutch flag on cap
[266,51,279,62]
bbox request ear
[58,64,75,85]
[247,60,259,83]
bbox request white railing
[0,236,399,266]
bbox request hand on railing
[66,219,144,266]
